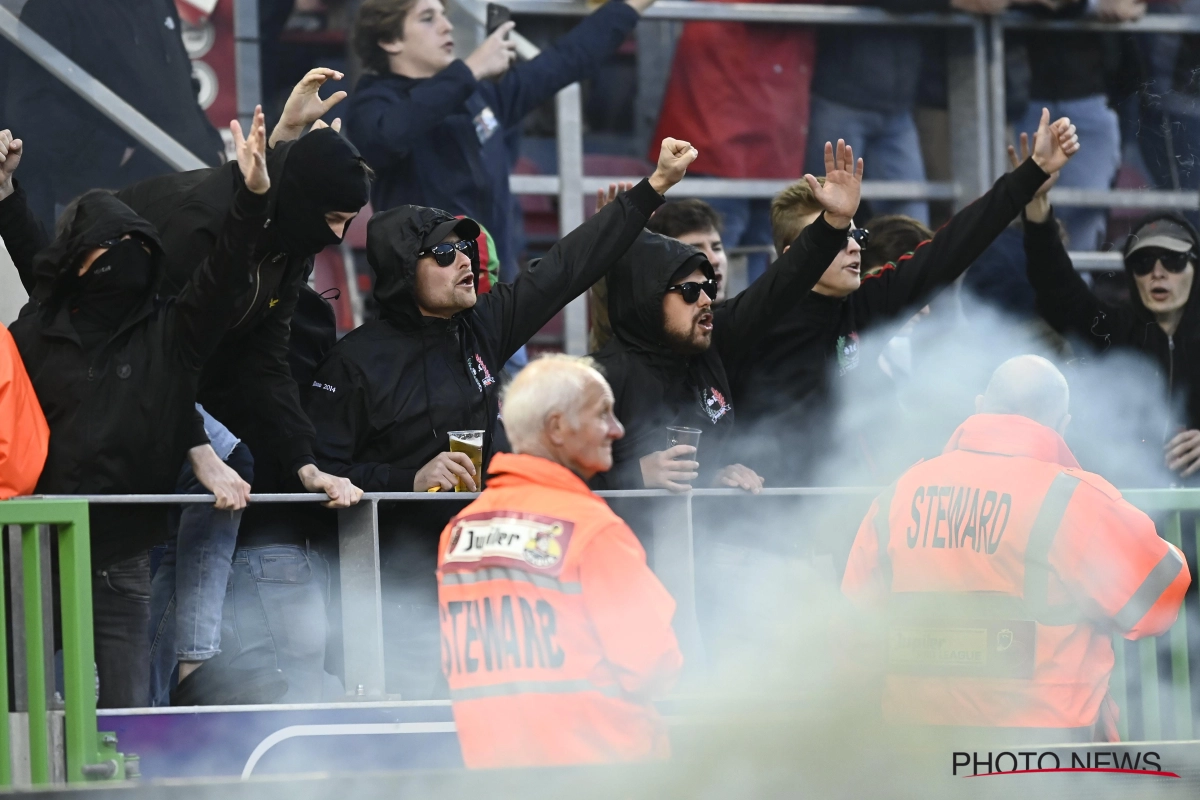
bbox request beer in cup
[448,430,485,492]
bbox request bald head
[501,355,624,480]
[979,355,1070,431]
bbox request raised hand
[466,22,518,81]
[649,137,699,195]
[0,129,23,201]
[595,181,634,215]
[1008,131,1059,224]
[269,67,348,147]
[1030,107,1080,176]
[232,105,269,195]
[805,139,864,228]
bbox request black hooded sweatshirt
[1024,209,1200,481]
[727,158,1051,485]
[5,185,267,567]
[112,129,370,489]
[591,213,852,490]
[306,178,664,493]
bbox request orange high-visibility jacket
[437,452,683,769]
[842,414,1190,732]
[0,326,47,499]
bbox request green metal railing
[0,499,127,786]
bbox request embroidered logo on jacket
[836,332,861,376]
[445,511,574,574]
[468,353,496,391]
[702,387,731,423]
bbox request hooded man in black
[305,138,698,697]
[3,108,272,708]
[592,141,865,492]
[1026,205,1200,485]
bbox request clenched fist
[649,137,699,195]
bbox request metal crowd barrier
[10,488,1195,740]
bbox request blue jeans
[148,442,252,706]
[702,196,775,284]
[221,544,342,703]
[1017,97,1121,251]
[805,95,929,225]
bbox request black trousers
[93,552,151,709]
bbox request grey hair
[980,355,1070,429]
[501,354,608,452]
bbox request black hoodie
[5,186,267,567]
[113,130,371,489]
[306,178,662,492]
[1025,209,1200,482]
[591,213,852,489]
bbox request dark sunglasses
[418,239,476,267]
[666,281,719,304]
[1128,248,1195,277]
[849,227,870,250]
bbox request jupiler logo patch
[445,511,574,575]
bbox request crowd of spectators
[0,0,1198,716]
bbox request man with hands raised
[348,0,661,278]
[1,107,273,708]
[304,137,695,698]
[591,140,866,493]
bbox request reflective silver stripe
[874,483,898,589]
[1113,548,1185,633]
[450,679,622,701]
[441,567,581,594]
[1022,472,1081,623]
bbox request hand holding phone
[486,3,512,36]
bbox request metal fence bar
[988,17,1008,185]
[0,7,207,171]
[1162,512,1193,739]
[0,530,10,786]
[1111,635,1129,741]
[338,500,387,698]
[1049,188,1200,210]
[946,20,992,206]
[20,525,48,785]
[504,0,980,26]
[509,175,959,201]
[233,0,262,132]
[557,84,588,356]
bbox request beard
[662,318,712,355]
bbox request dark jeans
[93,552,151,708]
[219,544,341,703]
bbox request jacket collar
[943,413,1080,469]
[485,452,595,496]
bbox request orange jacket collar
[943,414,1081,469]
[486,452,594,495]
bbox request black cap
[1127,217,1196,257]
[423,215,481,249]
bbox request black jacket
[114,138,321,488]
[591,213,852,490]
[306,178,664,492]
[5,0,224,225]
[4,186,266,567]
[729,157,1051,484]
[345,0,638,273]
[1025,210,1200,477]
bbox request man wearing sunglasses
[591,140,865,493]
[1026,204,1200,482]
[303,138,696,698]
[727,109,1081,487]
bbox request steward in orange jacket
[843,356,1189,740]
[0,325,47,498]
[437,355,683,769]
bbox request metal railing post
[651,493,705,670]
[233,0,262,131]
[21,525,48,785]
[988,16,1008,182]
[556,83,588,355]
[338,500,387,698]
[1162,511,1193,739]
[947,19,992,209]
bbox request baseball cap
[1126,217,1196,257]
[424,215,481,249]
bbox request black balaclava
[271,128,371,256]
[71,238,154,332]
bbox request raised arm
[853,110,1078,322]
[269,68,349,147]
[713,140,862,361]
[479,138,697,362]
[0,131,50,294]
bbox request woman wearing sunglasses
[1026,203,1200,484]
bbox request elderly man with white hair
[436,354,683,768]
[843,355,1189,744]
